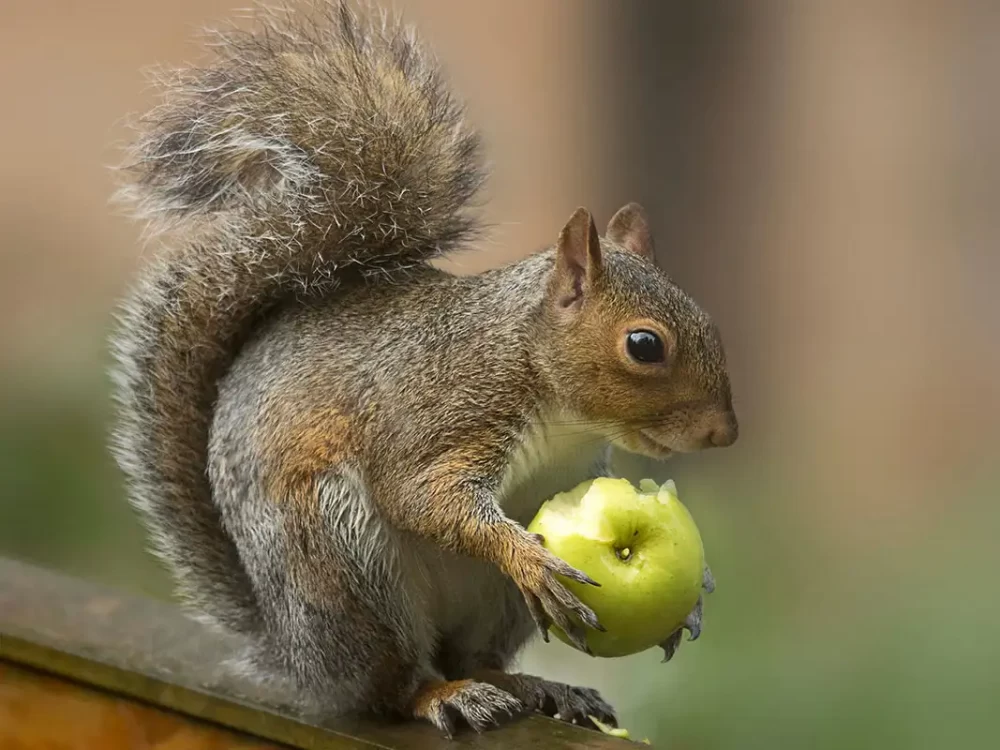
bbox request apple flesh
[527,477,706,658]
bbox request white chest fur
[498,412,609,526]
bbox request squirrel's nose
[707,411,739,448]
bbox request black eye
[626,330,665,363]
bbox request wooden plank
[0,661,286,750]
[0,557,635,748]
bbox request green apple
[527,476,706,658]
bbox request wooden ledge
[0,556,635,748]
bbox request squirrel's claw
[517,534,604,654]
[658,599,701,662]
[524,594,551,642]
[556,612,592,655]
[703,564,716,594]
[660,574,713,662]
[684,596,703,642]
[659,629,683,663]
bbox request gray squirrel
[110,0,737,737]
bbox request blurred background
[1,1,998,747]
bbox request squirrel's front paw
[660,564,715,662]
[410,679,523,737]
[507,532,605,653]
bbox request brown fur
[262,402,358,505]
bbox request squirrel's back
[110,0,485,633]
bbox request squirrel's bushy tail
[110,0,484,633]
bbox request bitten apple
[528,476,707,658]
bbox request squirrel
[110,0,738,737]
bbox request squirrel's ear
[553,207,603,309]
[607,202,655,262]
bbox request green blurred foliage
[0,373,169,600]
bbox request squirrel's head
[537,204,738,460]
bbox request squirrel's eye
[626,330,665,364]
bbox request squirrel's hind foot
[472,669,617,730]
[409,679,523,738]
